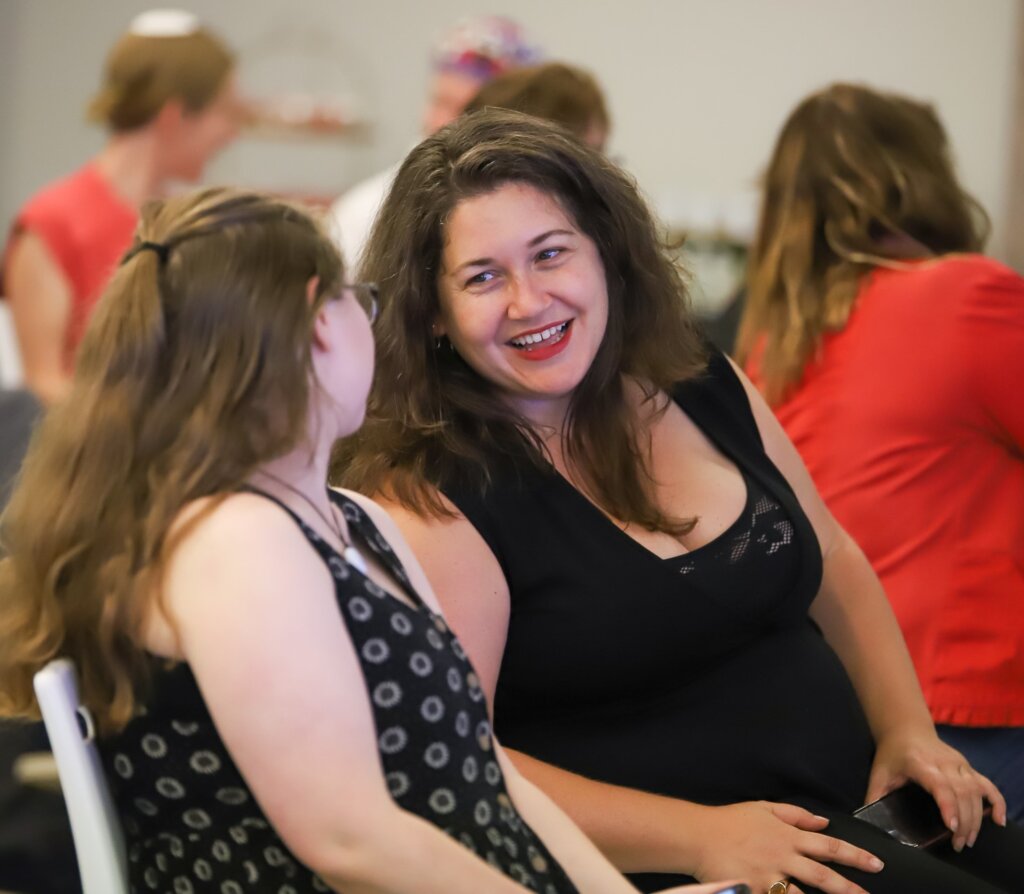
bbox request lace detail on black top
[675,473,796,576]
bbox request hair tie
[122,241,170,266]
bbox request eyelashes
[461,247,568,290]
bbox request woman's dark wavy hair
[737,83,989,404]
[333,110,706,533]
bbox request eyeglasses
[341,282,379,324]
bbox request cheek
[443,299,501,351]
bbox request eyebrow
[450,229,576,275]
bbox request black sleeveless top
[442,350,875,887]
[99,490,579,894]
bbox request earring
[433,335,444,350]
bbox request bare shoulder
[152,492,332,654]
[170,491,313,564]
[332,486,501,613]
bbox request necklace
[253,470,368,574]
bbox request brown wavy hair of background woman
[331,109,706,536]
[463,61,610,145]
[736,82,989,405]
[0,188,342,733]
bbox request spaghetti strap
[240,485,427,610]
[326,489,427,609]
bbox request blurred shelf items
[238,18,369,142]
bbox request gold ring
[768,882,790,894]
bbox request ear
[308,276,332,352]
[431,317,447,338]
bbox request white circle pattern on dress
[410,651,434,676]
[386,771,411,797]
[194,859,213,881]
[156,776,186,799]
[216,787,249,806]
[189,750,222,774]
[373,681,403,709]
[391,612,413,635]
[101,492,577,894]
[378,726,408,754]
[421,695,445,722]
[348,596,373,621]
[424,741,450,769]
[113,753,134,779]
[362,637,390,663]
[141,733,168,758]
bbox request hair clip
[122,241,170,265]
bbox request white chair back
[33,658,130,894]
[0,301,24,389]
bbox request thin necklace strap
[254,470,351,548]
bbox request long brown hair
[332,110,706,533]
[0,188,342,733]
[737,83,989,404]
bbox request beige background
[1,0,1020,265]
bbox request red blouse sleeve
[954,259,1024,453]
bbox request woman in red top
[738,83,1024,821]
[3,9,240,403]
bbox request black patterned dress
[99,490,579,894]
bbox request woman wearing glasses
[0,188,741,894]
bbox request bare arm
[5,232,72,403]
[348,491,730,893]
[379,493,881,894]
[160,494,540,894]
[729,357,1008,848]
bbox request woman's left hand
[865,729,1007,851]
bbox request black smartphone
[852,782,950,848]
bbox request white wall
[2,0,1019,260]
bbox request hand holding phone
[853,782,951,848]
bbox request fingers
[769,802,830,831]
[925,766,963,841]
[788,855,871,894]
[802,832,884,874]
[974,770,1008,827]
[958,765,982,849]
[921,761,993,850]
[766,809,882,894]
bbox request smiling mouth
[507,320,571,351]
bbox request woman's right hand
[691,801,884,894]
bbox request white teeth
[510,321,568,349]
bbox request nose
[506,272,552,321]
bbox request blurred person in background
[328,15,540,273]
[738,83,1024,821]
[1,8,240,405]
[464,61,610,151]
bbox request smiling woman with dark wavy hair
[335,108,1024,894]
